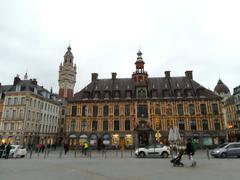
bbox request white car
[8,145,27,158]
[135,144,170,158]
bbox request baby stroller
[170,150,184,167]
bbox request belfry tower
[58,45,77,100]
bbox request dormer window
[187,90,193,97]
[93,91,100,99]
[163,90,170,98]
[114,91,120,99]
[125,90,131,99]
[175,90,181,97]
[16,85,21,92]
[83,91,90,99]
[151,90,157,98]
[104,91,110,99]
[34,87,37,94]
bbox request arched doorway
[135,121,153,147]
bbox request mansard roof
[71,76,220,102]
[0,85,12,93]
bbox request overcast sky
[0,0,239,94]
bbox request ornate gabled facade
[58,46,77,101]
[66,51,225,149]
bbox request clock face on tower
[136,87,147,98]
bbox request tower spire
[59,45,77,100]
[68,40,71,51]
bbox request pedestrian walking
[64,142,69,155]
[83,142,89,156]
[185,139,196,167]
[5,143,11,159]
[0,143,5,158]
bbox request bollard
[116,149,118,157]
[47,149,50,158]
[29,148,33,159]
[207,148,210,160]
[59,148,62,159]
[105,150,107,159]
[121,150,123,159]
[44,149,47,159]
[74,147,77,159]
[89,149,91,159]
[130,149,133,157]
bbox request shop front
[112,134,120,149]
[68,134,77,148]
[102,133,111,148]
[89,133,98,148]
[124,134,134,149]
[79,133,88,146]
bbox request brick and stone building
[65,50,226,149]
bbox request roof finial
[137,46,142,58]
[68,40,71,51]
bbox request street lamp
[155,130,161,143]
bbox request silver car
[211,142,240,158]
[135,144,170,158]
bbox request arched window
[202,119,209,130]
[125,119,130,131]
[178,119,185,130]
[190,119,196,130]
[214,119,220,130]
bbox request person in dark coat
[64,143,69,155]
[0,143,5,158]
[5,143,11,159]
[185,139,195,158]
[97,138,102,151]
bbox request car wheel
[139,152,145,158]
[161,152,168,158]
[221,152,227,158]
[21,155,25,158]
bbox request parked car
[211,142,240,158]
[2,145,27,158]
[135,144,170,158]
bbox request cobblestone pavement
[0,150,240,180]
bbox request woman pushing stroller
[170,139,196,167]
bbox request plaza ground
[0,150,240,180]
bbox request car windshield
[217,143,228,148]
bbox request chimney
[165,71,170,78]
[112,72,117,80]
[185,71,193,79]
[13,75,21,85]
[91,73,98,82]
[32,78,38,85]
